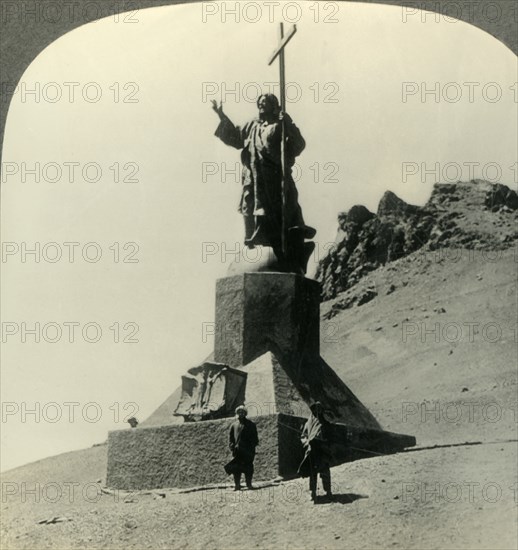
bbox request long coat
[229,418,259,463]
[225,418,259,477]
[298,413,332,476]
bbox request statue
[212,94,316,274]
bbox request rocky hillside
[316,180,518,300]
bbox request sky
[1,1,517,471]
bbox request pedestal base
[106,413,415,490]
[106,272,416,490]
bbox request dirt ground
[1,438,517,549]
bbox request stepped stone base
[106,272,416,490]
[106,413,415,490]
[107,414,292,490]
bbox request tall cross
[268,23,297,257]
[267,23,297,112]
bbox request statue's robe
[215,114,310,249]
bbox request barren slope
[321,247,517,447]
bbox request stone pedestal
[106,272,416,490]
[214,273,320,368]
[107,415,283,490]
[106,412,415,490]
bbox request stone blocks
[107,414,284,489]
[214,273,320,368]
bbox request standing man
[299,401,333,501]
[227,406,259,491]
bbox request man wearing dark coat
[298,401,332,501]
[211,93,316,273]
[227,406,259,490]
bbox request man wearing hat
[226,406,259,490]
[299,401,332,501]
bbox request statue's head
[257,94,280,119]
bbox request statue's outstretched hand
[211,100,224,118]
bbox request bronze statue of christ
[212,93,316,274]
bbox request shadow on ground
[314,493,368,505]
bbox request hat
[309,401,323,412]
[235,405,248,416]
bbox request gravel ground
[2,440,516,549]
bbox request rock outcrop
[316,180,518,300]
